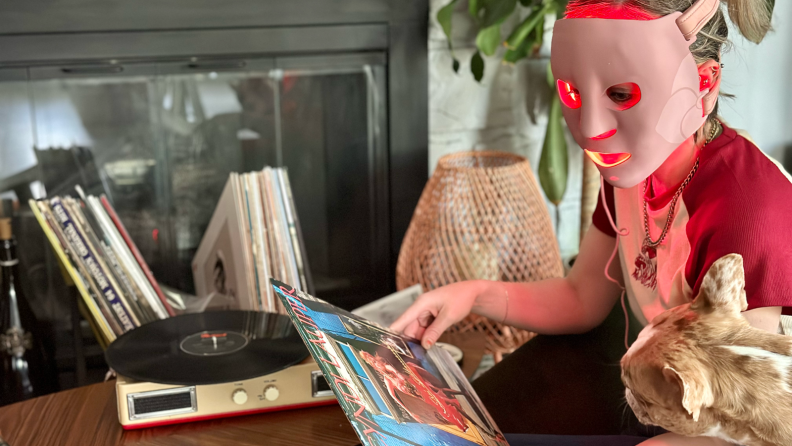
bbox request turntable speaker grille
[128,387,197,421]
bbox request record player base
[0,381,360,446]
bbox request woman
[391,0,787,444]
[359,351,469,430]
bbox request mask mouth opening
[585,150,631,168]
[591,129,617,140]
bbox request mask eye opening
[606,82,641,110]
[557,79,582,109]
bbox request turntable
[105,311,336,429]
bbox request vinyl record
[105,311,308,385]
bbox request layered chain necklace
[632,120,721,290]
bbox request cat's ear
[693,254,748,314]
[663,366,711,422]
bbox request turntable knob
[232,388,248,405]
[264,385,280,401]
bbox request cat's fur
[621,254,792,446]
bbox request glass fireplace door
[24,53,390,309]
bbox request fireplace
[0,0,428,387]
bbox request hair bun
[722,0,774,43]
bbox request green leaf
[504,3,549,49]
[453,58,461,73]
[470,0,518,28]
[469,0,479,20]
[437,0,459,43]
[553,0,569,18]
[476,21,503,56]
[503,35,531,63]
[538,94,568,205]
[471,51,485,82]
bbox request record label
[180,330,249,356]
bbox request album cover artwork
[272,280,509,446]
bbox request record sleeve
[192,177,250,310]
[61,197,142,328]
[100,195,176,317]
[37,200,123,337]
[241,173,264,310]
[49,197,138,332]
[85,193,168,320]
[235,173,258,310]
[272,279,509,446]
[29,199,117,344]
[68,195,153,324]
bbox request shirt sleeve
[591,180,617,238]
[683,143,792,313]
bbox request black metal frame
[0,0,429,290]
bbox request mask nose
[579,101,617,140]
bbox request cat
[621,254,792,446]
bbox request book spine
[50,197,138,332]
[100,195,176,317]
[28,200,116,344]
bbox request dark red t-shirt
[593,123,792,325]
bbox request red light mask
[550,0,721,188]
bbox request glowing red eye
[557,79,582,109]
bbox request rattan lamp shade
[396,151,564,359]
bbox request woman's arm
[391,225,625,347]
[472,225,625,334]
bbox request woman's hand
[389,281,492,349]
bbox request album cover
[272,280,509,446]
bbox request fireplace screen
[2,54,389,309]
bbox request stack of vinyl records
[29,189,175,348]
[193,167,312,314]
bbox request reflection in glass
[15,59,387,308]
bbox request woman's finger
[401,319,427,340]
[390,299,433,333]
[420,311,455,349]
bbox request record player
[106,311,337,429]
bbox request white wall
[428,0,583,259]
[719,1,792,162]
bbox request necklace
[632,120,720,290]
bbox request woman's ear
[697,59,722,115]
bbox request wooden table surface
[0,380,359,446]
[0,333,486,446]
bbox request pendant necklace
[632,120,720,290]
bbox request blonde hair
[565,0,774,119]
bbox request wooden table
[0,333,486,446]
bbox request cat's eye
[606,83,641,110]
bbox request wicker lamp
[396,151,564,360]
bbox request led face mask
[550,0,720,188]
